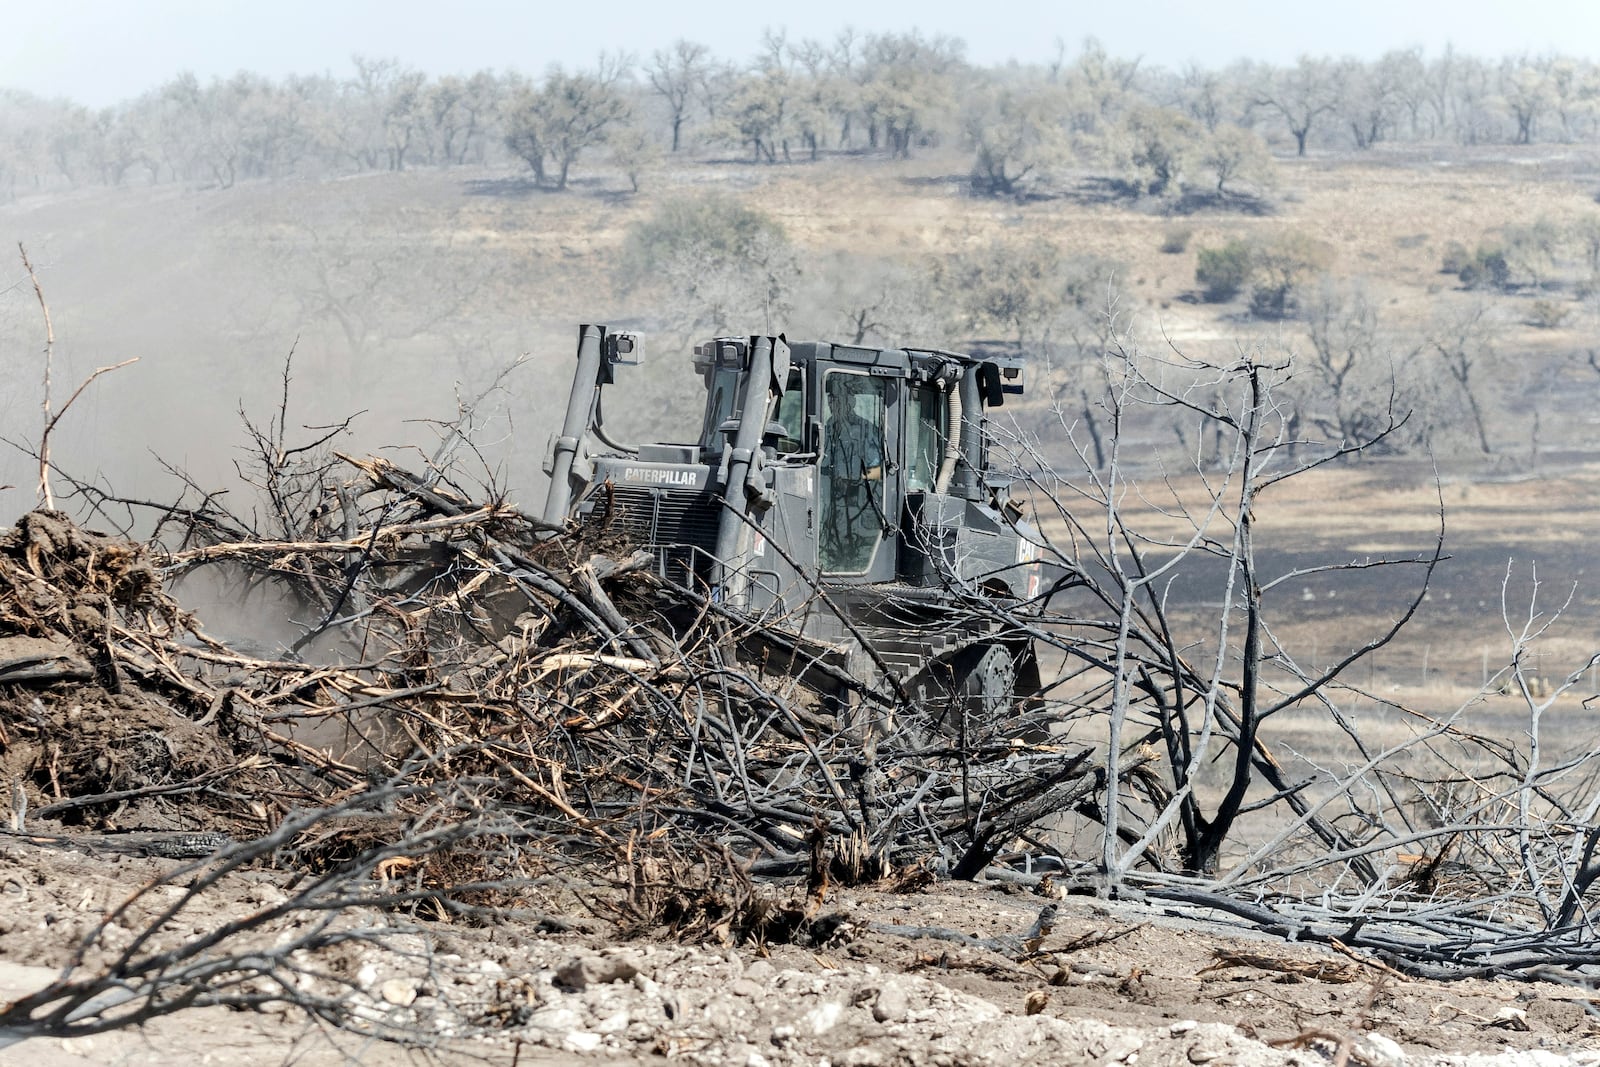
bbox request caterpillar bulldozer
[542,324,1046,730]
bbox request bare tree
[1338,56,1405,148]
[1428,298,1502,455]
[1173,62,1235,132]
[1007,339,1435,879]
[1499,56,1554,145]
[647,40,711,152]
[1252,56,1348,156]
[1298,277,1421,451]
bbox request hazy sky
[6,0,1599,108]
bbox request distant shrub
[1458,244,1511,290]
[1440,240,1472,275]
[1195,240,1252,301]
[1527,299,1571,329]
[1248,286,1288,318]
[1160,226,1193,254]
[1247,231,1333,320]
[619,192,788,285]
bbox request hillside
[3,146,1600,1062]
[3,145,1596,686]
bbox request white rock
[1352,1032,1407,1067]
[564,1031,603,1053]
[379,979,417,1007]
[803,1001,844,1036]
[247,883,289,908]
[556,955,638,990]
[872,984,909,1024]
[594,1009,630,1034]
[355,962,379,991]
[530,1007,584,1031]
[1102,1034,1143,1063]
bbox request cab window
[905,382,946,492]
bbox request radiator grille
[608,485,720,586]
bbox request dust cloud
[0,173,616,524]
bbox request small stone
[355,962,379,991]
[730,978,764,998]
[556,955,639,991]
[771,1024,797,1045]
[745,959,776,981]
[380,979,417,1007]
[1353,1032,1408,1067]
[530,1006,584,1031]
[564,1031,603,1053]
[1169,1020,1198,1035]
[872,983,909,1024]
[1488,1006,1531,1032]
[803,1001,844,1036]
[1102,1035,1143,1063]
[841,1050,889,1067]
[246,883,289,908]
[594,1009,631,1034]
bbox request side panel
[746,465,818,623]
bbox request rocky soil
[2,841,1596,1067]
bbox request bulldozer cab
[542,325,1039,648]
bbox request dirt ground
[1,839,1596,1067]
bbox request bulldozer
[542,324,1046,731]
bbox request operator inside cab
[820,373,890,573]
[825,385,883,482]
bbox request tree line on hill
[4,35,1600,201]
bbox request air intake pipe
[542,323,607,527]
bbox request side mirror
[979,362,1004,407]
[605,332,643,365]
